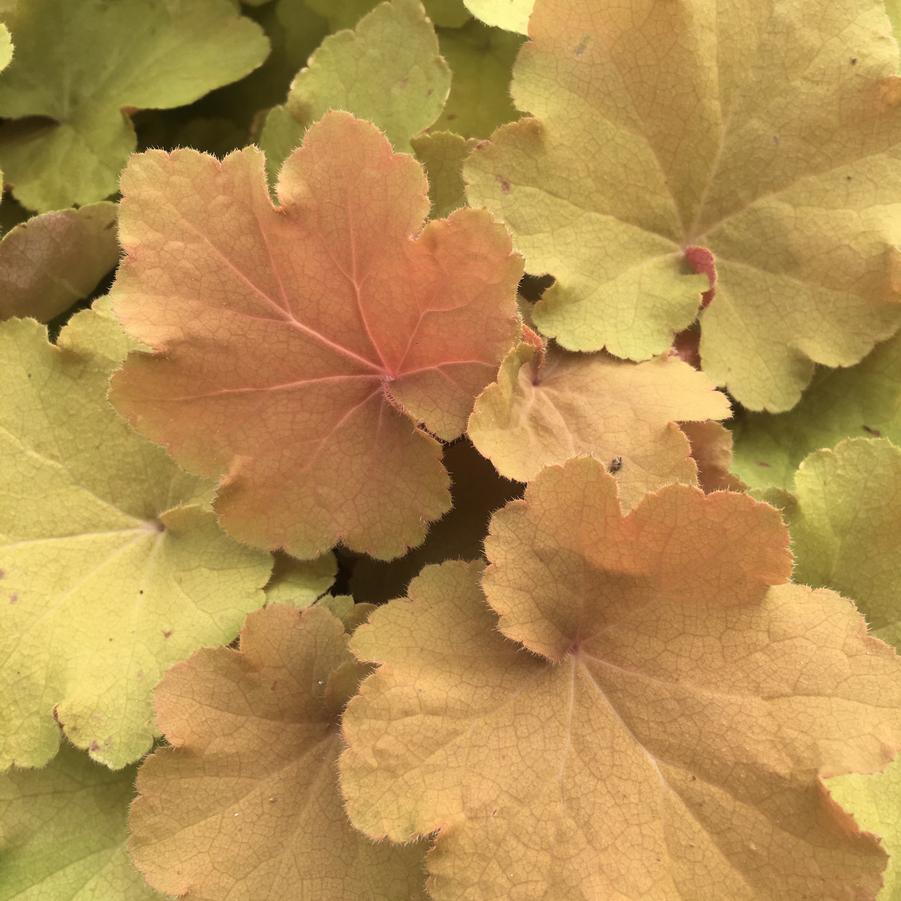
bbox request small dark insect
[608,456,623,474]
[850,57,858,65]
[862,424,882,437]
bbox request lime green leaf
[260,0,450,177]
[732,333,901,491]
[0,744,161,900]
[412,130,476,217]
[789,438,901,650]
[888,0,901,43]
[829,758,901,901]
[465,0,901,410]
[432,20,522,138]
[0,308,272,770]
[0,202,118,322]
[0,0,269,211]
[264,550,337,607]
[0,23,10,72]
[424,0,470,28]
[463,0,532,34]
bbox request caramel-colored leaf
[111,112,521,560]
[341,461,901,899]
[467,343,730,506]
[129,604,427,900]
[466,0,901,410]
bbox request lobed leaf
[0,305,272,770]
[259,0,451,176]
[0,0,269,211]
[462,0,532,34]
[467,342,730,507]
[789,438,901,651]
[341,460,901,899]
[110,111,522,560]
[0,744,161,900]
[129,603,428,900]
[732,332,901,491]
[466,0,901,410]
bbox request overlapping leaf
[432,20,522,138]
[466,0,901,410]
[0,744,161,900]
[468,343,730,505]
[260,0,450,175]
[0,305,272,770]
[789,438,901,650]
[0,0,269,211]
[0,202,118,322]
[129,604,428,900]
[111,112,522,560]
[341,460,901,899]
[264,550,337,607]
[732,332,901,490]
[411,131,476,218]
[681,420,746,493]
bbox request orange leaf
[341,462,901,899]
[129,604,428,900]
[110,112,522,559]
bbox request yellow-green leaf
[412,130,476,218]
[264,550,337,607]
[0,307,272,770]
[0,744,161,900]
[260,0,450,176]
[463,0,532,34]
[466,0,901,411]
[732,332,901,491]
[0,0,269,211]
[789,438,901,650]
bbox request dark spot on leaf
[862,424,882,436]
[104,220,115,230]
[574,34,590,56]
[0,569,4,578]
[757,461,771,468]
[850,57,858,65]
[8,593,17,604]
[89,740,100,752]
[162,628,173,639]
[772,134,780,145]
[139,589,144,595]
[608,457,623,474]
[497,176,511,194]
[446,112,458,121]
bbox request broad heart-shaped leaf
[350,437,521,603]
[467,343,730,506]
[732,332,901,491]
[789,438,901,650]
[0,744,161,900]
[129,604,428,901]
[431,20,523,139]
[111,112,522,560]
[259,0,450,177]
[0,306,272,770]
[340,463,901,900]
[466,0,901,412]
[0,202,118,322]
[0,0,269,212]
[463,0,532,33]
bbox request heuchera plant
[1,1,901,898]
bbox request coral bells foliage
[3,1,901,899]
